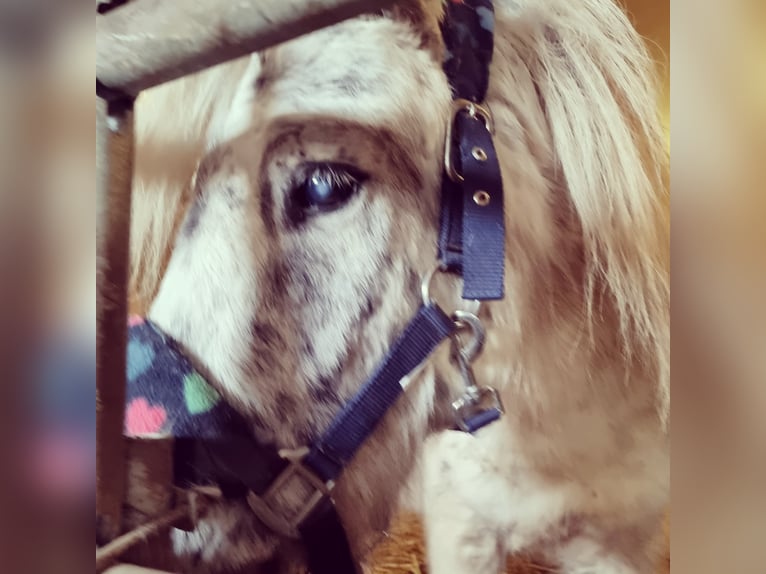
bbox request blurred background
[624,0,670,138]
[0,4,93,572]
[671,1,766,572]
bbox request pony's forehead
[253,16,449,127]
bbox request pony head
[130,0,668,569]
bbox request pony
[128,0,669,571]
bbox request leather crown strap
[122,1,505,572]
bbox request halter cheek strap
[439,0,505,300]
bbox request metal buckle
[443,98,494,183]
[246,447,334,539]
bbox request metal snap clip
[448,311,505,433]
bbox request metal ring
[420,263,445,307]
[420,263,482,315]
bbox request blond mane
[510,0,670,422]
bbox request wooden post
[96,96,134,543]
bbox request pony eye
[294,164,364,215]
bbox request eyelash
[287,163,366,222]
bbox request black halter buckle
[246,447,335,539]
[443,98,494,183]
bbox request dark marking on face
[262,125,305,160]
[248,353,279,381]
[359,295,377,324]
[544,25,565,53]
[275,391,298,419]
[317,375,336,393]
[268,259,290,292]
[283,192,309,230]
[330,74,370,97]
[284,256,319,306]
[224,184,244,209]
[251,322,280,348]
[259,176,277,235]
[301,338,317,364]
[182,195,206,238]
[310,376,340,407]
[247,322,286,378]
[255,74,270,91]
[194,148,226,184]
[254,52,276,92]
[362,296,375,319]
[406,267,420,296]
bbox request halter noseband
[125,1,505,572]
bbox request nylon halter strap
[439,0,506,300]
[124,2,504,573]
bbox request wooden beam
[97,0,395,97]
